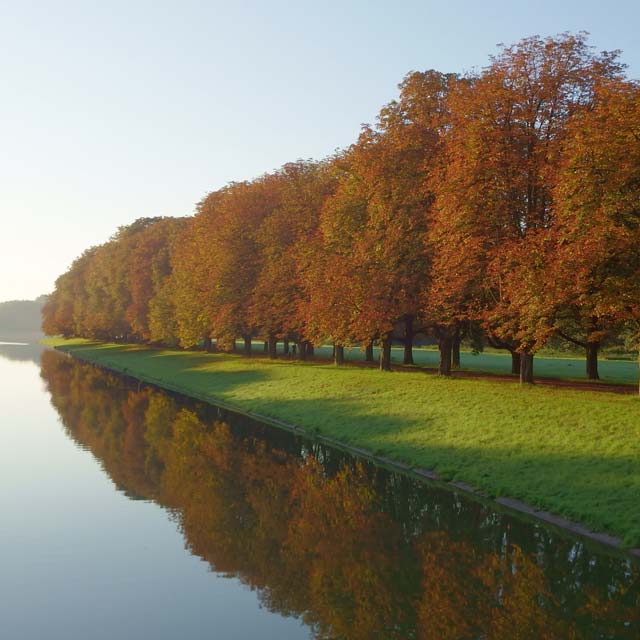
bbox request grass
[251,341,639,385]
[45,337,640,547]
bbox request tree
[210,179,283,353]
[42,247,96,337]
[170,195,224,349]
[304,71,453,370]
[249,161,334,359]
[298,156,368,359]
[431,33,624,382]
[125,217,186,342]
[553,78,640,393]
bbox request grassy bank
[45,338,640,547]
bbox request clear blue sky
[1,0,638,302]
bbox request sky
[1,0,639,302]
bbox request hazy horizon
[2,0,639,303]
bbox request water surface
[0,344,638,639]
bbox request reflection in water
[41,350,639,640]
[0,338,43,364]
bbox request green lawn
[248,341,639,385]
[45,338,640,547]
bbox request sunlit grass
[45,337,640,546]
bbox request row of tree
[43,33,640,386]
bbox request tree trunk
[586,342,600,380]
[263,341,268,353]
[283,340,289,355]
[452,326,461,369]
[268,335,278,359]
[510,351,521,375]
[296,342,305,360]
[334,344,344,366]
[403,315,414,365]
[438,335,452,376]
[379,335,392,371]
[203,336,213,353]
[306,343,314,358]
[243,334,252,356]
[520,352,534,384]
[365,342,374,362]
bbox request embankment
[45,337,640,552]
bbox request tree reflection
[41,350,640,639]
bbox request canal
[0,342,637,639]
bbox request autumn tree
[78,218,170,340]
[169,192,225,349]
[249,161,334,359]
[42,247,97,337]
[124,217,187,342]
[298,154,369,362]
[304,71,454,370]
[431,33,624,381]
[552,78,640,392]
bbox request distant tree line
[43,33,640,386]
[0,295,48,335]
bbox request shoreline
[46,338,640,557]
